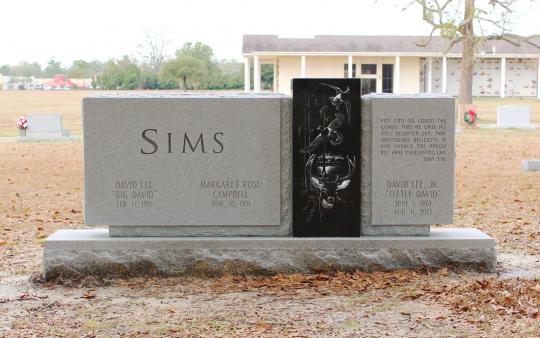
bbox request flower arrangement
[464,108,476,127]
[16,116,28,129]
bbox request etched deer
[305,153,356,215]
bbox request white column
[537,57,540,99]
[300,55,306,78]
[442,56,447,94]
[254,55,261,92]
[394,56,401,94]
[427,57,433,94]
[347,55,353,78]
[376,60,382,93]
[500,57,506,98]
[244,57,250,92]
[273,59,277,93]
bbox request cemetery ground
[0,96,538,337]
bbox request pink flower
[16,116,28,129]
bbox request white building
[242,35,540,98]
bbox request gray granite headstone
[522,159,540,172]
[83,93,292,237]
[24,114,63,139]
[496,105,533,129]
[361,94,455,236]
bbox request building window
[343,64,356,77]
[382,64,393,93]
[361,64,377,75]
[361,79,376,96]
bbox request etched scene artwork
[292,79,361,237]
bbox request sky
[2,0,539,66]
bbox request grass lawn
[0,90,538,136]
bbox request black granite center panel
[292,78,361,237]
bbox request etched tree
[406,0,538,104]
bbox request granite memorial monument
[43,88,496,279]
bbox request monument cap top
[83,92,290,99]
[362,93,453,99]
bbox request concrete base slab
[43,228,496,279]
[109,224,291,237]
[522,160,540,172]
[18,135,79,141]
[361,224,430,236]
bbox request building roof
[243,35,540,56]
[47,74,74,88]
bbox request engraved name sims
[140,128,225,154]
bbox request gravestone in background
[361,94,455,235]
[83,93,292,236]
[496,105,533,128]
[522,159,540,172]
[20,114,71,140]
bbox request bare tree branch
[489,0,514,12]
[137,31,171,73]
[402,0,538,104]
[415,27,437,47]
[444,36,464,53]
[485,33,540,49]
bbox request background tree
[177,42,215,63]
[160,55,206,90]
[137,30,171,73]
[406,0,538,104]
[177,42,220,88]
[211,59,243,89]
[97,60,121,89]
[0,64,10,76]
[97,56,141,90]
[67,60,90,78]
[116,56,141,89]
[0,40,251,90]
[139,67,160,89]
[10,61,42,78]
[43,58,65,77]
[87,60,104,78]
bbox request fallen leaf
[81,292,96,300]
[255,321,271,329]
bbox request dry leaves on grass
[426,278,540,320]
[0,293,48,304]
[453,130,540,255]
[214,269,422,296]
